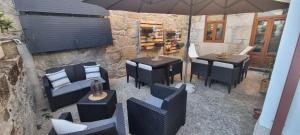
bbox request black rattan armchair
[127,84,187,135]
[169,60,183,84]
[190,59,210,86]
[209,62,240,93]
[126,60,138,87]
[137,63,166,89]
[48,103,126,135]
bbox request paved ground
[38,70,266,135]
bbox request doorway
[249,15,286,68]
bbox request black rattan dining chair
[126,60,138,87]
[169,60,183,84]
[209,61,240,93]
[190,59,210,86]
[137,63,166,89]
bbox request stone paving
[38,70,265,135]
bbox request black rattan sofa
[43,62,110,111]
[48,103,126,135]
[127,84,187,135]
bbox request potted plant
[0,10,14,60]
[260,58,276,94]
[0,11,13,33]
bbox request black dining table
[131,56,181,86]
[197,53,249,83]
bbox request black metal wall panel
[20,15,113,53]
[14,0,109,16]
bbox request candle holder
[89,80,107,101]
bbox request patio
[1,0,298,134]
[38,70,265,135]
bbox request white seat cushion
[213,61,234,69]
[77,79,106,89]
[46,69,71,89]
[51,119,87,134]
[84,64,102,80]
[138,63,152,71]
[51,82,82,97]
[144,95,163,108]
[126,60,137,66]
[192,58,208,65]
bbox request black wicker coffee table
[77,90,117,122]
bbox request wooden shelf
[163,30,182,54]
[140,21,164,50]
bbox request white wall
[190,13,255,56]
[257,0,300,132]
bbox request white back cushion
[239,46,255,55]
[188,43,199,58]
[213,62,234,69]
[84,64,102,80]
[138,63,152,71]
[51,119,87,134]
[192,59,208,65]
[46,69,71,89]
[126,60,137,66]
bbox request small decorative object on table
[216,52,230,59]
[88,80,107,101]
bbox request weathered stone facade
[32,11,189,80]
[190,13,256,55]
[0,41,37,135]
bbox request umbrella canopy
[83,0,289,15]
[83,0,289,84]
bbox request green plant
[266,57,276,79]
[0,11,13,33]
[42,112,53,120]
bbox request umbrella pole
[183,6,193,84]
[175,3,196,93]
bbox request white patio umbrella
[83,0,288,92]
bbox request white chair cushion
[82,118,115,130]
[138,63,152,71]
[51,82,81,97]
[144,95,163,108]
[188,43,199,58]
[213,61,234,69]
[126,60,137,66]
[51,119,87,134]
[84,64,102,80]
[46,69,71,89]
[192,58,208,65]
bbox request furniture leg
[180,72,182,80]
[127,75,129,83]
[227,85,231,94]
[138,82,141,89]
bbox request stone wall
[0,41,37,135]
[33,11,189,80]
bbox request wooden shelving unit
[164,30,182,54]
[140,21,164,50]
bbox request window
[204,15,226,43]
